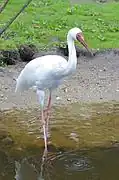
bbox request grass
[0,0,119,50]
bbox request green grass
[0,0,119,50]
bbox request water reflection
[15,158,40,180]
[12,146,119,180]
[14,149,49,180]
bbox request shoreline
[0,48,119,110]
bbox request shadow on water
[0,102,119,179]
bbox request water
[1,147,119,179]
[0,102,119,179]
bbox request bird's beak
[76,33,93,55]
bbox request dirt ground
[0,49,119,110]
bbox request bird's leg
[43,92,52,115]
[41,109,48,151]
[43,91,52,138]
[37,89,48,151]
[46,92,52,136]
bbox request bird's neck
[64,35,77,76]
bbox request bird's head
[68,27,92,55]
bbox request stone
[2,136,14,145]
[18,44,38,62]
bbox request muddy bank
[0,44,94,65]
[0,48,119,109]
[1,43,119,65]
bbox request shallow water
[0,102,119,179]
[1,147,119,180]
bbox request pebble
[70,132,79,142]
[13,78,16,81]
[15,147,23,151]
[67,98,71,101]
[103,67,106,71]
[27,132,34,135]
[1,94,4,98]
[84,123,91,126]
[70,132,78,137]
[64,88,68,93]
[36,136,40,139]
[56,96,61,100]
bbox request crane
[15,27,92,151]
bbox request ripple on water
[42,150,94,180]
[64,155,93,172]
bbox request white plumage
[15,27,90,151]
[15,55,67,92]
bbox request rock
[1,94,4,98]
[70,132,78,137]
[56,96,61,100]
[27,132,34,135]
[64,88,68,93]
[2,136,14,145]
[18,44,38,62]
[69,132,79,142]
[0,50,20,65]
[84,123,91,126]
[15,147,23,151]
[103,67,107,71]
[67,98,71,101]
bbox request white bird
[15,27,91,152]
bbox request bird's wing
[15,55,67,92]
[34,55,68,79]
